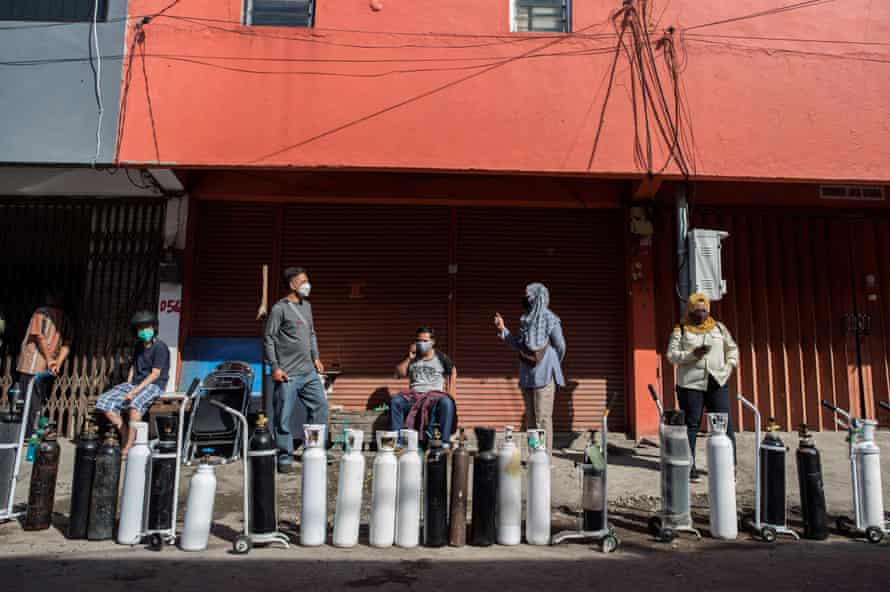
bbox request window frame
[244,0,315,28]
[510,0,571,34]
[0,0,109,23]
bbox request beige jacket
[666,322,739,391]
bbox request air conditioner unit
[688,229,729,302]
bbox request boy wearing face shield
[390,327,457,446]
[95,310,170,458]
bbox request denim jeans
[389,393,455,444]
[273,370,327,465]
[677,376,736,470]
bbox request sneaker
[689,468,702,483]
[277,462,296,474]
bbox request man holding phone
[667,293,739,482]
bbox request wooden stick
[256,264,269,320]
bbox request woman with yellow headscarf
[667,293,739,483]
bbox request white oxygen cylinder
[396,429,422,548]
[526,428,551,545]
[333,429,365,548]
[301,424,328,546]
[497,425,522,545]
[854,420,885,528]
[370,430,399,548]
[706,413,738,539]
[180,462,217,551]
[116,422,151,545]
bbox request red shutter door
[661,207,890,431]
[454,208,626,432]
[190,201,276,337]
[279,203,451,411]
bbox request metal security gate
[0,198,165,437]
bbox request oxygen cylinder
[300,424,327,546]
[23,427,61,531]
[448,428,470,547]
[796,425,828,540]
[706,413,738,539]
[760,419,787,527]
[180,459,217,551]
[87,432,122,540]
[662,410,692,529]
[370,430,398,548]
[496,426,521,545]
[248,415,278,536]
[146,421,178,534]
[526,428,551,545]
[396,429,421,548]
[117,422,151,545]
[853,420,884,529]
[0,407,23,512]
[424,426,449,547]
[333,429,365,548]
[471,426,498,546]
[67,421,99,539]
[582,431,606,532]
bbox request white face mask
[298,282,312,298]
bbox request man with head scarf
[667,293,739,482]
[494,282,566,457]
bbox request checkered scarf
[519,283,560,351]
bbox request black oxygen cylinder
[88,432,122,540]
[0,408,23,509]
[23,428,61,531]
[471,426,498,546]
[424,426,449,547]
[796,425,828,540]
[67,422,99,539]
[760,420,787,527]
[146,421,178,532]
[249,415,278,535]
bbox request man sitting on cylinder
[390,327,457,447]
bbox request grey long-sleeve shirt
[263,297,319,377]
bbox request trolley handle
[603,391,618,417]
[821,399,851,420]
[647,384,659,403]
[647,384,663,417]
[879,401,890,413]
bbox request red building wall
[118,0,890,183]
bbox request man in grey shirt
[263,267,327,473]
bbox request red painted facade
[117,1,890,437]
[119,0,890,182]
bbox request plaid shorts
[95,383,163,417]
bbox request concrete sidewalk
[2,429,888,552]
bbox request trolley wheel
[233,535,252,555]
[648,516,663,537]
[760,526,777,543]
[148,533,164,552]
[865,526,884,545]
[740,513,754,532]
[836,516,854,535]
[601,535,619,554]
[657,528,677,543]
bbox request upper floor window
[512,0,570,33]
[0,0,108,22]
[245,0,314,27]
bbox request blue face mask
[415,340,433,356]
[137,328,155,343]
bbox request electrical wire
[90,0,104,165]
[685,32,890,47]
[685,0,838,32]
[686,37,890,65]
